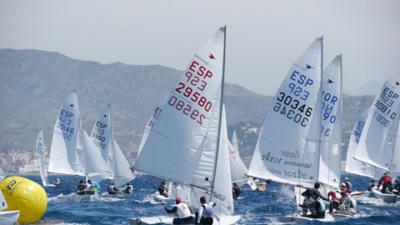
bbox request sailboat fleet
[23,26,399,224]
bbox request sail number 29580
[168,95,205,125]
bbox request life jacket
[383,175,392,183]
[201,203,214,218]
[328,191,340,203]
[176,203,192,218]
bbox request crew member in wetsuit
[377,171,393,193]
[301,182,329,218]
[367,179,375,191]
[163,196,194,224]
[123,182,133,194]
[196,196,216,225]
[108,182,120,195]
[343,177,352,193]
[393,179,400,195]
[232,182,241,200]
[158,181,168,197]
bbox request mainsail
[134,27,225,188]
[247,38,323,187]
[354,79,400,171]
[48,92,84,176]
[345,109,382,178]
[90,104,134,186]
[35,129,49,186]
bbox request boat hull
[0,210,20,225]
[128,215,241,225]
[371,189,398,203]
[77,190,98,195]
[279,211,353,224]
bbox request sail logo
[261,152,282,164]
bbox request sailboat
[353,79,400,203]
[89,104,134,188]
[130,26,240,225]
[48,92,85,177]
[0,189,20,224]
[48,92,110,195]
[248,38,352,222]
[35,129,55,187]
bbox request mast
[210,26,227,200]
[316,36,324,183]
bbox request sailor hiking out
[163,196,194,224]
[300,182,329,218]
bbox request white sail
[35,130,49,186]
[82,130,111,182]
[248,38,323,187]
[354,79,400,171]
[111,139,135,187]
[229,131,248,184]
[136,106,163,157]
[134,27,225,188]
[48,92,84,175]
[0,190,7,211]
[212,105,234,215]
[90,104,134,186]
[345,109,382,178]
[317,55,342,188]
[90,104,113,170]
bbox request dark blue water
[23,174,399,225]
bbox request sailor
[88,180,101,191]
[232,182,241,200]
[123,182,133,194]
[327,189,341,213]
[339,183,350,198]
[158,181,169,197]
[54,178,61,187]
[377,171,393,193]
[393,178,400,195]
[300,182,328,218]
[76,180,86,192]
[163,196,194,224]
[196,196,216,225]
[343,177,352,193]
[367,179,375,191]
[107,182,120,195]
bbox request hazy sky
[1,0,399,95]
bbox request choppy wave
[19,174,400,225]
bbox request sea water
[23,174,400,224]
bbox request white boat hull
[371,189,398,203]
[279,211,353,224]
[129,215,240,225]
[0,210,20,225]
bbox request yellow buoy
[0,176,47,224]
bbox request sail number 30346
[273,92,312,127]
